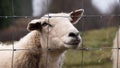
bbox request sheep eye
[42,22,52,27]
[42,22,48,26]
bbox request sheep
[0,9,84,68]
[112,28,120,68]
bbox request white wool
[0,9,83,68]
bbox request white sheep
[112,28,120,68]
[0,9,84,68]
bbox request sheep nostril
[69,32,79,37]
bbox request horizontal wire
[0,47,119,51]
[0,15,120,18]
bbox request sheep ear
[70,9,84,24]
[27,22,42,31]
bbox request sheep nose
[68,32,79,37]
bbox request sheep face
[27,9,84,49]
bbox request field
[63,27,118,68]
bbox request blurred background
[0,0,120,68]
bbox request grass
[63,27,118,68]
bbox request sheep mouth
[64,40,80,46]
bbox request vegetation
[63,27,118,68]
[0,0,32,29]
[0,0,12,29]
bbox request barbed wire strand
[11,0,15,68]
[0,15,120,18]
[81,14,83,68]
[81,0,84,67]
[116,0,120,68]
[0,47,119,51]
[46,0,49,68]
[81,0,84,68]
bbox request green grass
[63,27,118,68]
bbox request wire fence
[0,0,120,68]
